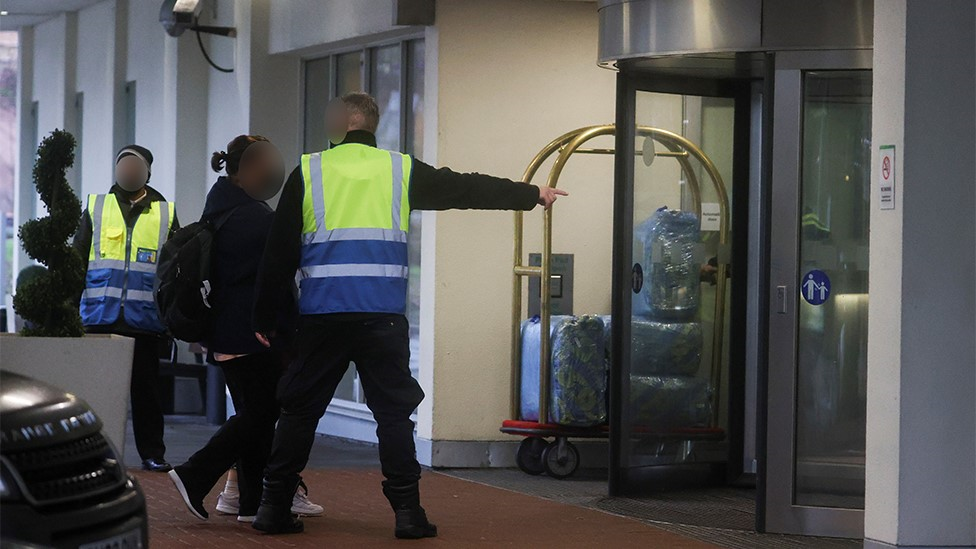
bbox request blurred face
[325,98,350,144]
[115,155,149,192]
[236,140,285,201]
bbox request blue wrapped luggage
[635,208,701,320]
[629,375,713,430]
[601,316,702,377]
[520,315,607,427]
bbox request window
[303,38,426,408]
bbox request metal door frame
[764,49,872,538]
[609,70,753,496]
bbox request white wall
[31,15,69,212]
[865,0,976,547]
[76,0,118,199]
[126,0,177,201]
[268,0,400,55]
[427,0,616,442]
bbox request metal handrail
[510,124,729,428]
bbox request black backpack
[154,208,238,342]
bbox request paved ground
[128,416,859,548]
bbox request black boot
[252,478,304,535]
[382,481,438,539]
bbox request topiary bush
[13,130,86,337]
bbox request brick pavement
[135,467,718,548]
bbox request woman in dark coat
[167,135,319,522]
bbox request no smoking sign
[879,145,896,210]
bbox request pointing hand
[537,186,569,210]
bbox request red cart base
[500,419,725,478]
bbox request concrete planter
[0,334,136,457]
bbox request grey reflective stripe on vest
[88,258,155,273]
[91,194,106,259]
[306,227,408,245]
[308,152,326,233]
[157,202,170,245]
[82,286,123,299]
[88,258,126,271]
[304,264,409,279]
[390,151,404,229]
[126,289,155,302]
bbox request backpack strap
[209,206,242,232]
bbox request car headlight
[0,457,24,502]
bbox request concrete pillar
[865,1,976,548]
[13,27,34,285]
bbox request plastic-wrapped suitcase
[629,375,713,430]
[520,315,607,427]
[635,208,701,321]
[601,316,702,377]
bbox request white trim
[314,399,421,445]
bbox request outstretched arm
[408,160,565,211]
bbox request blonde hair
[341,92,380,133]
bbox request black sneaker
[252,504,304,535]
[394,506,438,539]
[168,469,209,520]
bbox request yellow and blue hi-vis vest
[298,144,412,315]
[80,193,174,332]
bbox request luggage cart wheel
[542,439,580,479]
[516,437,548,476]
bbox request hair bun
[210,150,227,173]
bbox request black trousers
[130,335,167,461]
[263,314,424,501]
[176,352,281,514]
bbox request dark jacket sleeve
[253,166,304,333]
[408,159,540,211]
[72,211,93,272]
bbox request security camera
[159,0,235,38]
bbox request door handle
[776,285,788,314]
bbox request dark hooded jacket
[201,177,294,358]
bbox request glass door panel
[612,85,740,492]
[794,71,871,508]
[765,64,870,537]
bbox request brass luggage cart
[501,124,730,478]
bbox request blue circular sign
[801,270,831,306]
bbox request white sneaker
[237,515,256,523]
[216,491,240,515]
[291,483,324,516]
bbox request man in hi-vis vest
[73,145,179,473]
[251,93,566,537]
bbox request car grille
[5,432,126,505]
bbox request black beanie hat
[116,144,154,168]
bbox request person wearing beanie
[72,144,180,472]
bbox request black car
[0,370,148,548]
